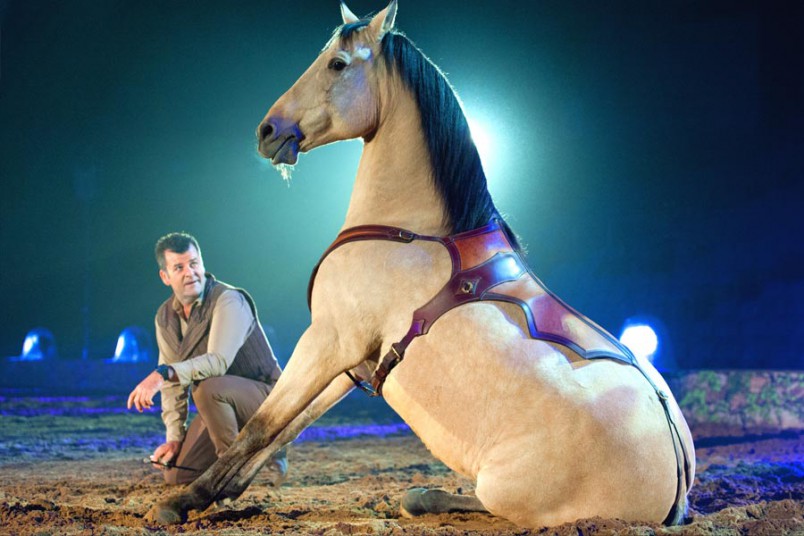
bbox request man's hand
[127,371,165,412]
[150,441,182,470]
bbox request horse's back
[383,300,691,526]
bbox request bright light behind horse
[466,116,493,169]
[619,323,659,361]
[465,113,513,204]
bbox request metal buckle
[359,379,380,397]
[345,370,379,397]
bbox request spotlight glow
[22,335,35,357]
[619,324,659,360]
[466,116,494,169]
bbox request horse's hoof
[399,488,449,517]
[144,502,186,525]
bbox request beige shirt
[156,289,256,443]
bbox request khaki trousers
[164,375,274,485]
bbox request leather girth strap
[307,218,692,525]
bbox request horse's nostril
[259,120,275,141]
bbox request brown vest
[155,274,282,385]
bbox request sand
[0,393,801,535]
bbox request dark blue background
[1,0,802,370]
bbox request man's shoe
[266,450,288,489]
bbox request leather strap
[307,225,433,308]
[308,220,515,395]
[633,367,692,526]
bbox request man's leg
[192,376,287,486]
[163,415,216,485]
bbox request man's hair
[155,232,202,270]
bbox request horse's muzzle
[257,117,304,166]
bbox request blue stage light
[620,317,677,371]
[10,328,58,361]
[620,323,659,361]
[106,326,153,363]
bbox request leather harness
[307,218,691,525]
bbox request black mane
[337,22,504,235]
[380,31,499,233]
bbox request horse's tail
[664,490,690,526]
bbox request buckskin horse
[146,1,694,528]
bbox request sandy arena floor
[0,393,801,535]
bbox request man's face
[159,245,207,305]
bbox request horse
[146,1,695,528]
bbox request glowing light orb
[619,323,659,360]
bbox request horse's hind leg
[400,488,488,517]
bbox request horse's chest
[314,240,451,318]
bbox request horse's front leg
[144,322,365,524]
[212,372,357,503]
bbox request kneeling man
[128,232,285,486]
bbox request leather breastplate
[308,219,635,396]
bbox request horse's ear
[340,1,359,24]
[369,0,397,39]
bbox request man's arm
[169,290,255,386]
[154,321,190,443]
[125,319,188,439]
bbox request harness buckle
[345,370,380,397]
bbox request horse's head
[257,1,398,167]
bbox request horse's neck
[342,82,449,236]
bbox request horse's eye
[328,58,348,72]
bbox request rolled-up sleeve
[170,290,255,387]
